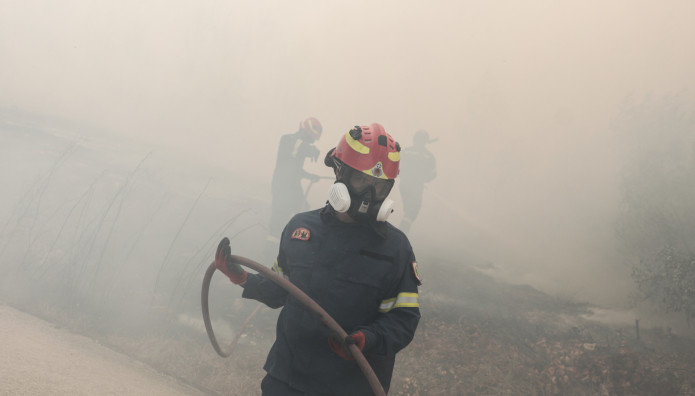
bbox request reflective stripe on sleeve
[379,292,419,313]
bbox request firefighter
[216,123,421,395]
[399,130,437,234]
[265,117,323,263]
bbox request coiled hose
[201,256,386,396]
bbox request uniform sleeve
[357,248,421,357]
[241,239,290,309]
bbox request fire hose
[201,255,386,396]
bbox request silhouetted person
[265,118,322,262]
[399,130,437,233]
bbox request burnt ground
[5,255,695,396]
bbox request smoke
[2,0,695,312]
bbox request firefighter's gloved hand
[214,237,247,285]
[328,331,366,360]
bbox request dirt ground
[0,303,204,396]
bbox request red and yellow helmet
[299,117,322,140]
[329,123,401,180]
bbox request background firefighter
[215,123,421,395]
[398,130,437,234]
[264,117,323,263]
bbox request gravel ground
[0,303,205,396]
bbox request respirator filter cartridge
[376,198,394,222]
[328,182,351,213]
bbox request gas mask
[328,169,395,223]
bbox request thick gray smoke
[2,1,695,325]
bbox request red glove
[214,237,247,284]
[328,331,366,360]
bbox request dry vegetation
[8,256,695,396]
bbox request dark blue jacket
[242,205,421,395]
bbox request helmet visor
[348,170,394,201]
